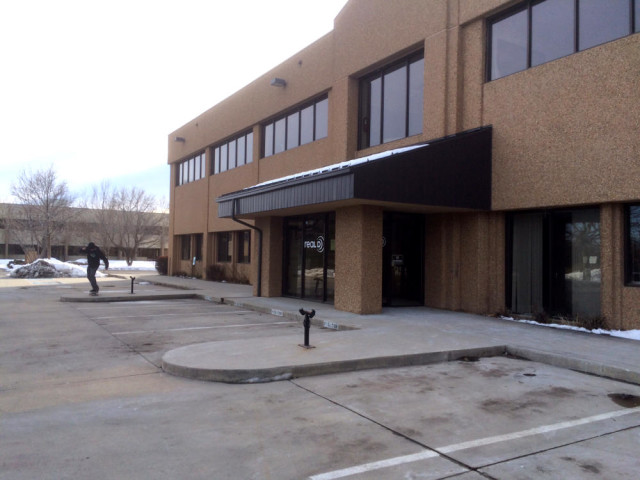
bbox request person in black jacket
[81,242,109,294]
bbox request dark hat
[87,242,96,248]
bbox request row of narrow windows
[176,0,639,184]
[489,0,639,80]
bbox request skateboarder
[81,242,109,295]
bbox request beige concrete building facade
[168,0,640,329]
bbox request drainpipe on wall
[231,199,262,297]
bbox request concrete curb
[507,346,640,386]
[161,345,508,383]
[60,293,200,303]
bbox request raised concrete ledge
[507,346,640,386]
[60,293,200,303]
[162,343,508,384]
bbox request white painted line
[93,311,254,320]
[309,451,439,480]
[309,406,640,479]
[112,321,297,335]
[438,406,640,454]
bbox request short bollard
[299,308,316,349]
[130,276,136,294]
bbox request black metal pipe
[130,276,135,294]
[231,200,262,297]
[299,308,316,347]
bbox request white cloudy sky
[0,0,348,203]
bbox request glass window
[264,124,274,157]
[579,0,630,51]
[177,163,183,185]
[532,0,575,66]
[238,230,251,263]
[636,0,640,33]
[359,53,422,149]
[300,104,314,145]
[246,132,253,163]
[217,232,232,262]
[220,144,228,172]
[287,112,300,150]
[237,136,245,167]
[490,8,528,80]
[228,139,237,170]
[383,66,407,143]
[408,57,424,137]
[214,147,220,174]
[315,97,328,140]
[181,235,190,260]
[194,234,203,260]
[194,155,201,180]
[368,77,382,147]
[274,118,286,154]
[627,205,640,284]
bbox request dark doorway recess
[382,212,425,306]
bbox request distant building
[167,0,640,329]
[0,203,168,261]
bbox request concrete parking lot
[1,274,640,479]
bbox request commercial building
[0,203,168,262]
[168,0,640,329]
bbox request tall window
[489,0,638,81]
[217,232,232,262]
[263,95,328,158]
[359,52,424,149]
[213,131,253,174]
[177,153,206,186]
[626,205,640,284]
[237,230,251,264]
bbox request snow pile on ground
[501,316,640,342]
[9,258,99,278]
[73,259,157,271]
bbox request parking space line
[112,321,297,335]
[93,311,255,320]
[309,406,640,479]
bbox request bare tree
[87,183,165,265]
[10,166,75,259]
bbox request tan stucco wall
[255,217,283,298]
[425,212,504,314]
[485,35,640,210]
[335,205,383,314]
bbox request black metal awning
[217,126,492,218]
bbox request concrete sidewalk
[63,273,640,386]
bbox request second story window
[359,52,424,150]
[489,0,639,81]
[263,95,328,158]
[177,152,206,186]
[213,131,254,174]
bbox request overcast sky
[0,0,348,203]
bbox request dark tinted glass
[274,118,286,154]
[246,132,253,163]
[491,8,528,79]
[532,0,575,66]
[628,206,640,283]
[287,112,299,150]
[383,66,407,143]
[315,98,328,140]
[408,57,424,136]
[579,0,630,50]
[636,0,640,32]
[264,124,273,157]
[300,104,314,145]
[369,77,382,147]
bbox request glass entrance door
[382,212,425,306]
[283,213,335,302]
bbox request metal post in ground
[298,308,316,349]
[130,276,136,294]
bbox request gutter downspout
[231,199,262,297]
